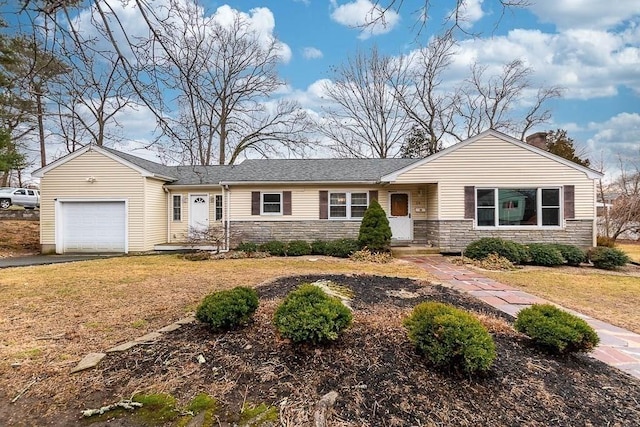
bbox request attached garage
[57,201,127,253]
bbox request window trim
[215,194,223,221]
[172,194,182,222]
[261,192,283,215]
[475,187,562,229]
[328,191,369,220]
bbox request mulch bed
[83,274,640,425]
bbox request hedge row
[464,237,629,270]
[236,238,360,258]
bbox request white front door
[189,194,210,235]
[388,192,412,240]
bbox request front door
[189,194,210,236]
[388,192,412,240]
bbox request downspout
[224,185,230,251]
[163,186,170,243]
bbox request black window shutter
[319,191,328,219]
[564,185,575,219]
[283,191,292,215]
[251,191,260,215]
[464,186,475,219]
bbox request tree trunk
[36,91,47,167]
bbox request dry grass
[0,255,433,402]
[0,220,39,257]
[618,241,640,263]
[482,266,640,333]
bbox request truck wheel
[0,199,10,209]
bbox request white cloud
[528,0,640,30]
[454,0,484,30]
[302,47,324,59]
[330,0,400,40]
[586,113,640,172]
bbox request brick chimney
[525,132,548,150]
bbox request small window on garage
[172,195,182,221]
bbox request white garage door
[61,202,126,253]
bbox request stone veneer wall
[230,220,361,244]
[0,210,39,220]
[433,219,594,253]
[412,220,429,244]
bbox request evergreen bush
[235,242,258,253]
[258,240,287,256]
[357,199,392,252]
[403,302,496,374]
[325,238,359,258]
[464,238,529,264]
[527,243,565,266]
[286,240,312,256]
[196,287,259,332]
[553,244,586,266]
[514,304,599,353]
[589,247,630,270]
[273,284,352,344]
[311,240,328,255]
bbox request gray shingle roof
[103,148,420,185]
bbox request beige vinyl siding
[40,150,146,251]
[168,190,223,242]
[393,135,596,220]
[228,185,426,221]
[144,178,168,250]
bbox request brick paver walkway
[404,255,640,380]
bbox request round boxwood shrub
[589,246,630,270]
[273,284,352,344]
[258,240,287,256]
[236,242,258,253]
[286,240,312,256]
[527,243,565,267]
[196,287,259,332]
[403,302,496,374]
[357,199,392,252]
[325,238,360,258]
[311,240,328,255]
[514,304,599,354]
[464,238,528,264]
[553,244,586,266]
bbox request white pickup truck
[0,187,40,209]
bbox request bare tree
[392,31,457,155]
[450,59,561,142]
[320,46,411,158]
[142,2,313,165]
[599,158,640,242]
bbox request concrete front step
[391,246,441,256]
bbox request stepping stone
[176,315,197,325]
[134,332,162,342]
[106,341,138,353]
[158,323,182,333]
[70,353,106,373]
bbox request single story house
[32,129,603,254]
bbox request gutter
[218,180,382,186]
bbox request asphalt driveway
[0,254,121,268]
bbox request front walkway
[403,255,640,380]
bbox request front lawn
[618,241,640,263]
[482,266,640,333]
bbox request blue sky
[4,0,640,179]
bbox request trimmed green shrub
[273,284,352,344]
[514,304,600,354]
[236,242,258,253]
[325,238,359,258]
[357,199,392,252]
[259,240,287,256]
[553,244,586,266]
[464,238,529,264]
[311,240,328,255]
[403,302,496,374]
[286,240,312,256]
[589,246,630,270]
[527,243,565,266]
[196,287,259,331]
